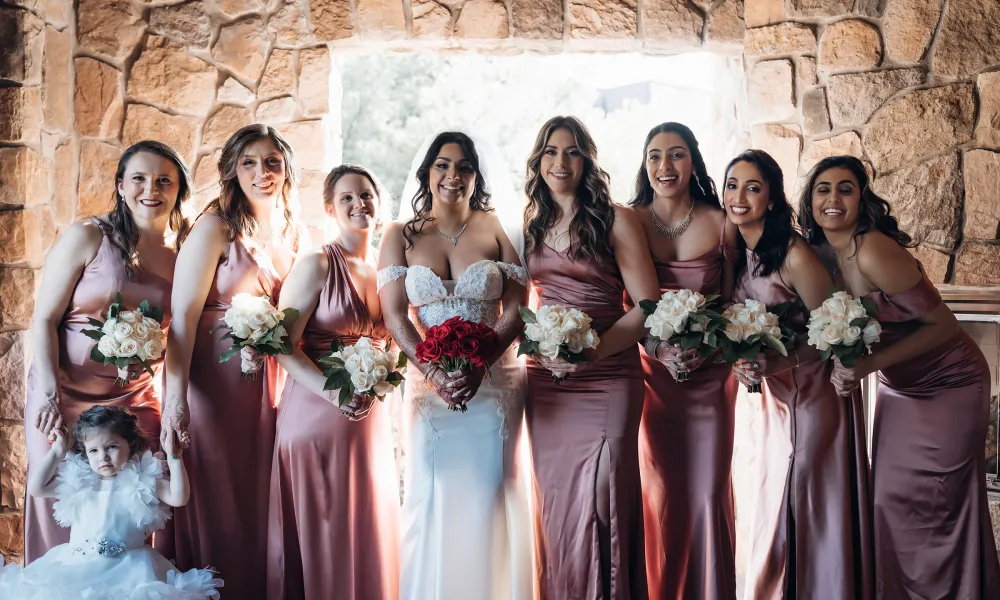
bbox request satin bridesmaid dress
[735,248,873,600]
[525,243,647,600]
[266,242,399,600]
[154,213,287,600]
[865,266,1000,599]
[23,219,172,563]
[632,218,739,600]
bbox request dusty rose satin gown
[631,219,739,600]
[525,243,647,600]
[266,242,399,600]
[735,249,873,600]
[23,219,171,563]
[866,268,1000,599]
[155,214,286,600]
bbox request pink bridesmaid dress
[525,243,647,600]
[154,213,286,600]
[23,218,172,562]
[632,220,739,599]
[735,248,873,599]
[865,267,1000,599]
[266,242,399,600]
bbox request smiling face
[116,151,180,223]
[236,138,287,204]
[428,143,476,207]
[539,127,585,197]
[645,131,693,202]
[810,166,862,236]
[326,172,379,232]
[723,160,771,227]
[81,428,130,478]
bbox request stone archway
[3,0,1000,564]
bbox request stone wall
[1,0,999,563]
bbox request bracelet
[643,336,661,358]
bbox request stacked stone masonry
[2,0,1000,563]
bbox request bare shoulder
[612,203,643,232]
[189,211,230,241]
[292,246,330,280]
[855,230,921,292]
[380,221,406,246]
[62,218,105,252]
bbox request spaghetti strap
[719,213,728,247]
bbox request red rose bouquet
[415,316,501,411]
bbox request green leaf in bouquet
[138,357,155,378]
[90,345,107,362]
[680,332,701,352]
[838,350,860,368]
[820,348,832,362]
[517,340,539,357]
[220,344,241,363]
[147,306,164,323]
[849,317,868,328]
[386,371,404,384]
[280,308,300,327]
[638,299,659,316]
[702,310,724,320]
[87,317,105,329]
[139,300,150,315]
[561,349,589,364]
[762,334,789,356]
[330,337,345,353]
[718,337,739,365]
[324,369,352,392]
[318,355,346,367]
[740,341,763,360]
[517,305,537,324]
[210,323,227,335]
[769,301,795,321]
[396,352,408,370]
[338,385,354,407]
[108,303,120,321]
[704,331,718,349]
[860,297,877,317]
[82,329,105,342]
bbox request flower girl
[0,406,223,599]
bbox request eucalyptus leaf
[518,305,537,324]
[220,345,240,363]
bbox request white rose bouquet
[81,293,166,387]
[718,298,795,393]
[318,336,407,407]
[517,304,600,383]
[806,289,881,368]
[211,293,299,379]
[639,289,728,381]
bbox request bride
[377,131,533,599]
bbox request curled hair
[403,132,493,249]
[629,122,720,209]
[110,140,193,277]
[796,155,913,251]
[203,124,301,251]
[523,116,616,264]
[724,150,794,278]
[71,405,150,458]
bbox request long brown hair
[796,155,913,252]
[523,116,615,264]
[203,124,300,250]
[110,140,193,277]
[402,132,493,249]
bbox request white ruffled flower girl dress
[0,450,223,599]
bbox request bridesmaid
[266,164,399,600]
[158,124,304,599]
[798,155,1000,599]
[626,122,739,599]
[24,140,190,563]
[524,115,659,599]
[726,150,873,599]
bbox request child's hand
[48,428,68,456]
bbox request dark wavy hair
[110,140,193,277]
[72,405,150,458]
[629,122,720,209]
[523,116,616,264]
[724,149,794,278]
[403,132,493,249]
[202,124,301,251]
[797,155,913,251]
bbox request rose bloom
[116,338,139,358]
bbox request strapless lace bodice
[377,260,528,333]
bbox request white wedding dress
[378,259,534,600]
